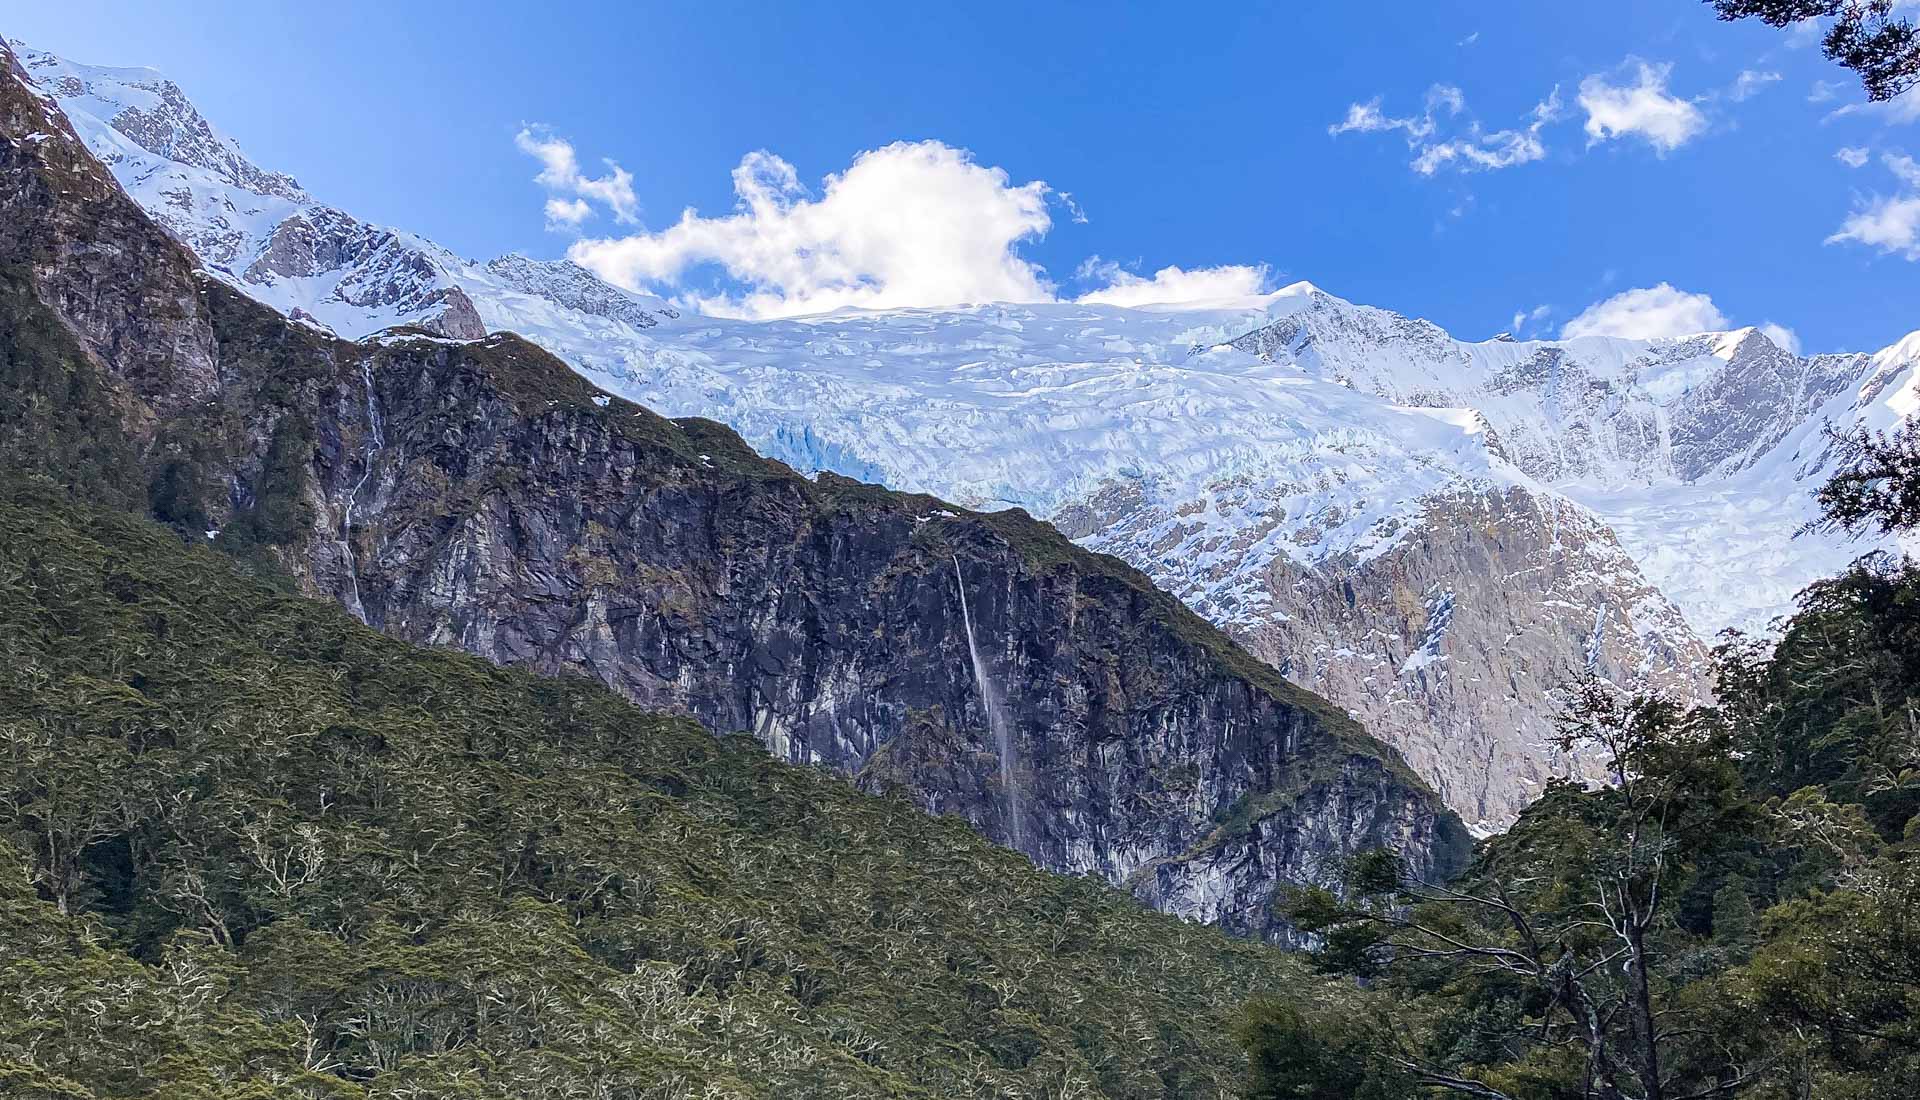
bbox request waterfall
[953,555,1024,852]
[340,359,386,624]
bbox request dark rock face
[0,44,1469,939]
[1232,488,1709,832]
[1,47,219,415]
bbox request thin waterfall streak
[341,360,386,624]
[954,555,1023,852]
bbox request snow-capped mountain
[10,46,676,343]
[23,43,1914,832]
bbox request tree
[1709,3,1920,101]
[1235,998,1415,1100]
[1812,424,1920,538]
[1277,678,1760,1100]
[1734,856,1920,1097]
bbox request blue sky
[12,0,1920,350]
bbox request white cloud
[1787,20,1825,49]
[1759,322,1802,354]
[1828,196,1920,256]
[1459,31,1480,47]
[1837,145,1872,168]
[1508,303,1552,336]
[1729,69,1782,102]
[1429,84,1467,117]
[1578,61,1707,153]
[1562,286,1807,349]
[1831,87,1920,123]
[1560,283,1730,340]
[1412,133,1542,174]
[567,140,1055,318]
[1826,152,1920,259]
[1327,98,1397,136]
[1074,258,1271,307]
[1330,85,1561,176]
[1327,85,1465,141]
[515,126,639,228]
[1808,79,1841,103]
[543,197,593,228]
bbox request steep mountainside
[0,479,1312,1099]
[0,39,1466,939]
[25,41,1917,831]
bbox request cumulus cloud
[515,126,639,228]
[1837,145,1872,168]
[1560,283,1730,341]
[566,140,1055,318]
[1729,69,1782,102]
[1330,84,1561,175]
[1759,322,1803,354]
[1563,287,1806,349]
[1073,257,1271,307]
[1827,153,1920,259]
[1828,200,1920,256]
[544,197,593,228]
[1578,61,1707,153]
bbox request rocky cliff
[0,40,1467,940]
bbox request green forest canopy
[0,476,1313,1100]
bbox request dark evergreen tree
[1813,423,1920,538]
[1708,2,1920,101]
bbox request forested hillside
[0,478,1312,1099]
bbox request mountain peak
[12,41,307,202]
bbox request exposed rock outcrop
[1234,488,1709,832]
[1065,479,1711,832]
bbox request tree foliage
[1709,2,1920,100]
[1811,424,1920,538]
[1274,682,1763,1100]
[0,477,1311,1099]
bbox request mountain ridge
[0,35,1467,938]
